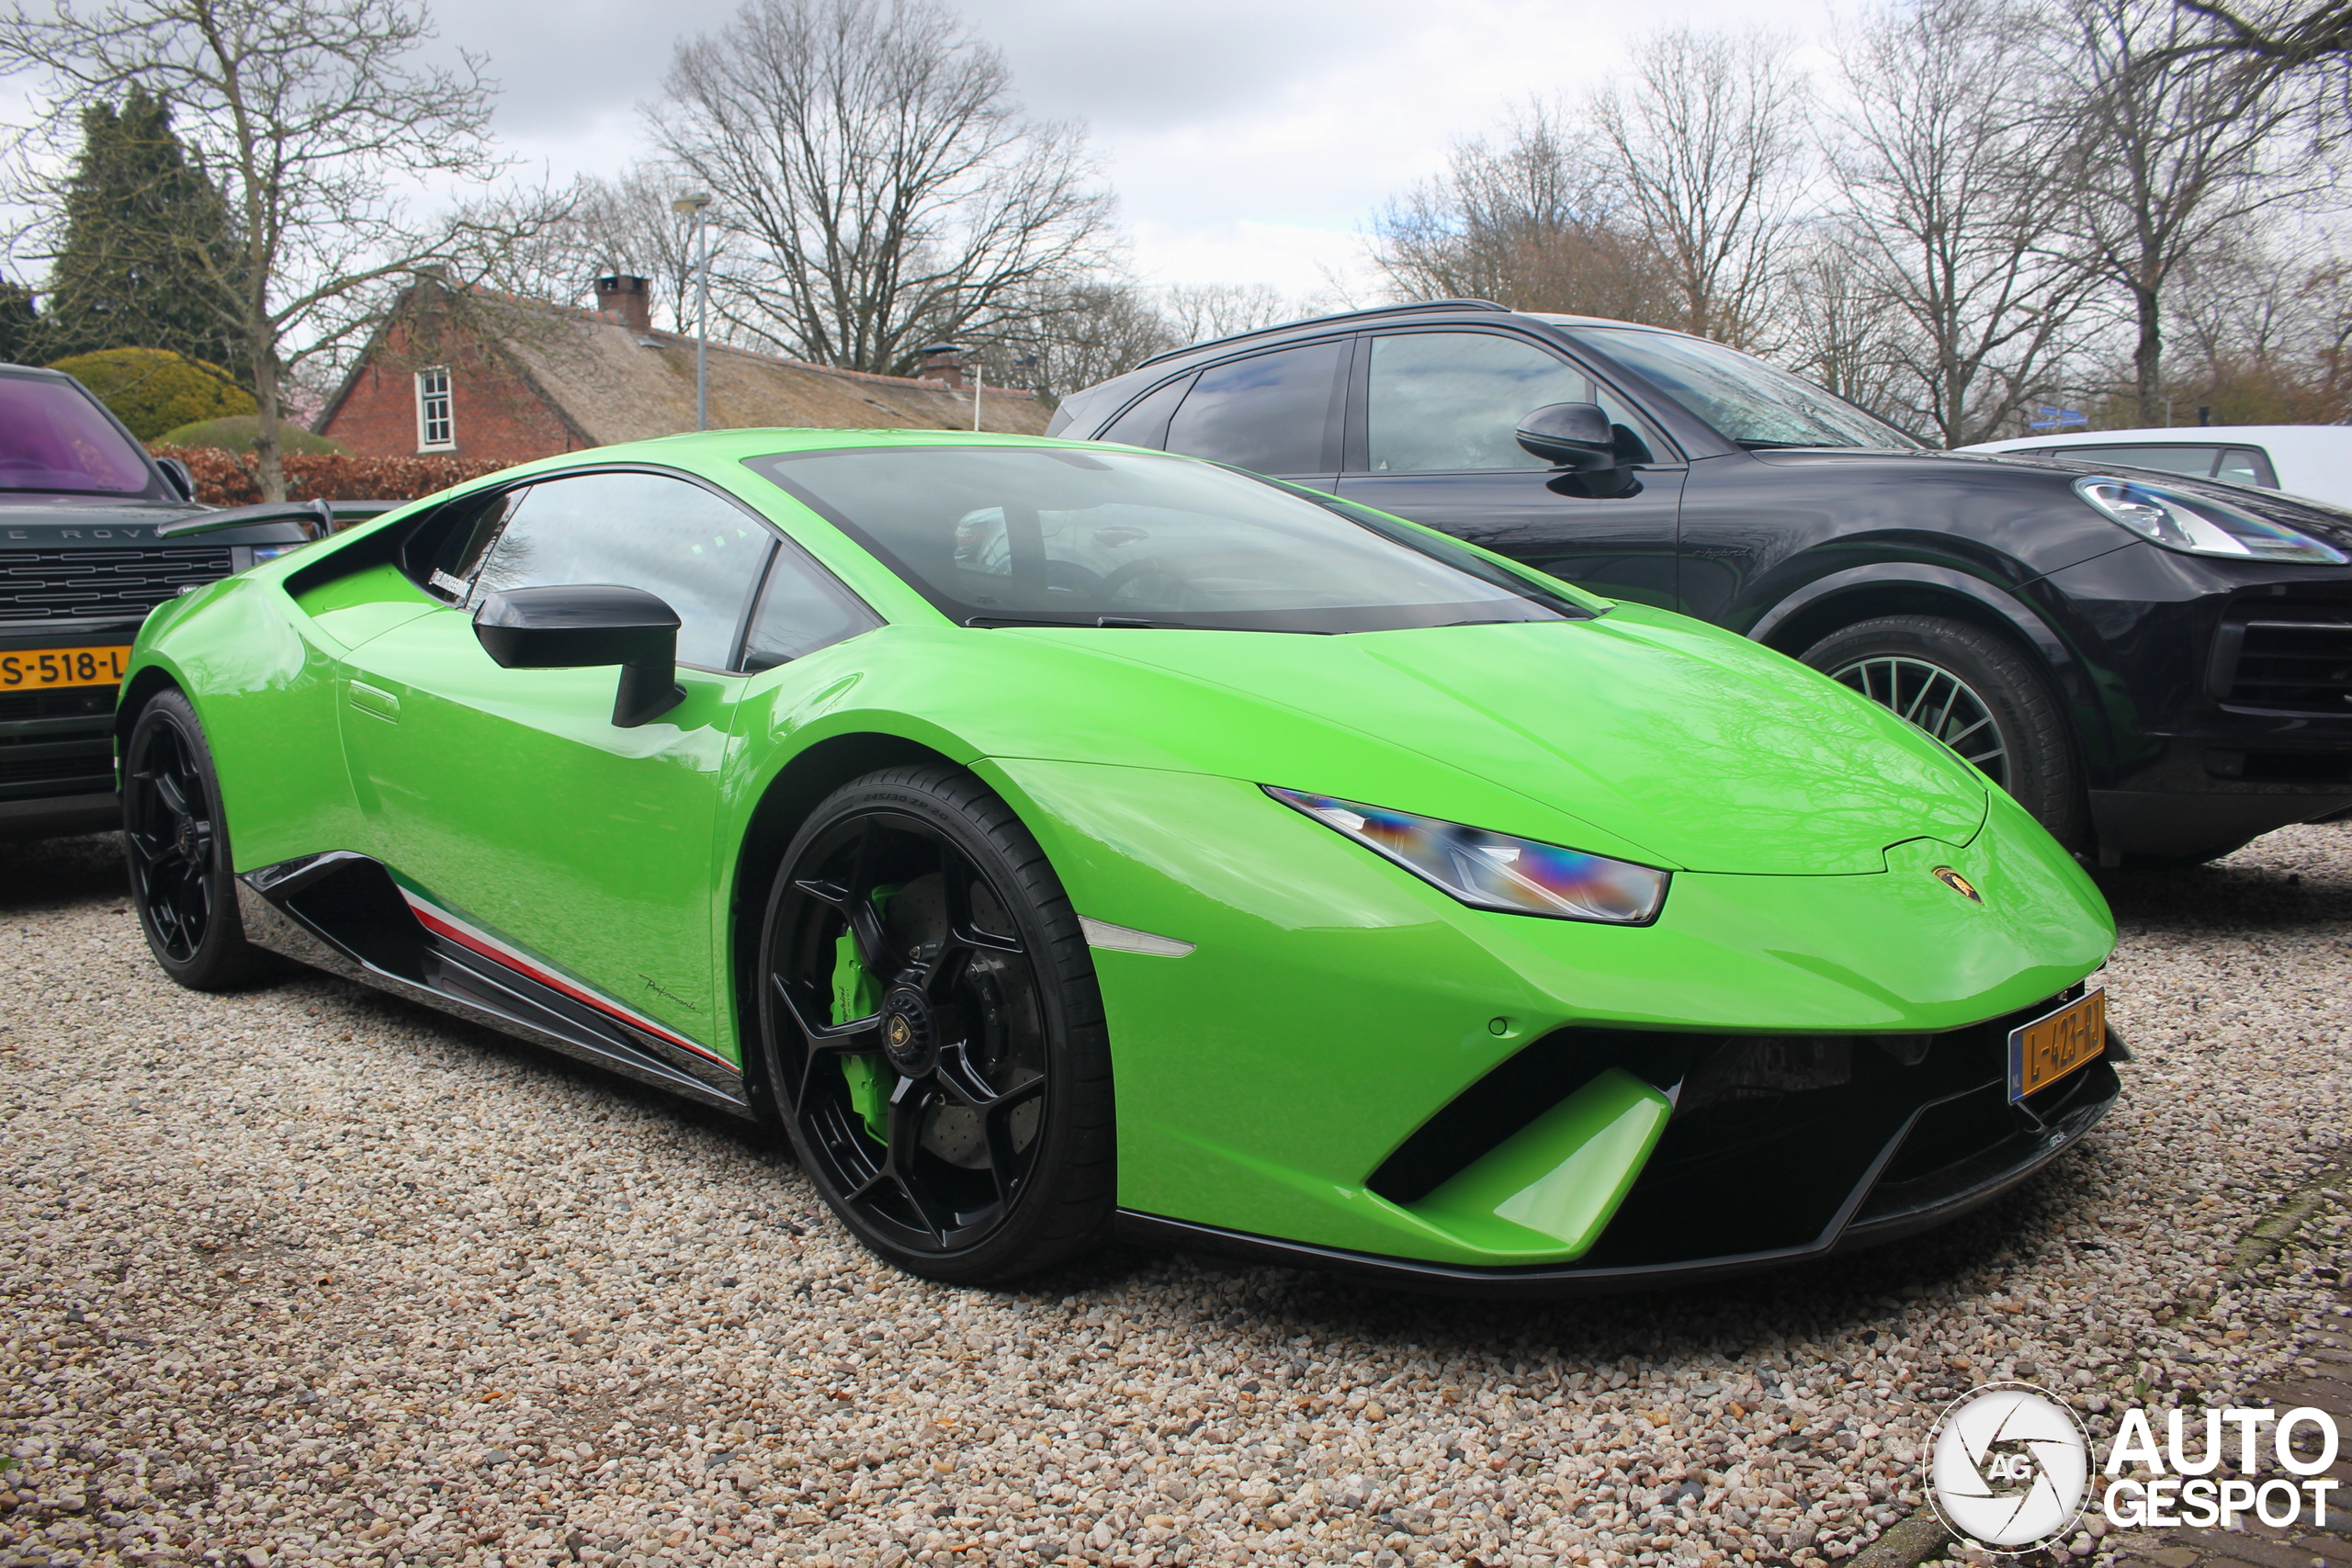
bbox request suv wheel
[1801,615,2083,848]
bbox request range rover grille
[2225,620,2352,715]
[0,547,232,621]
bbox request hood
[1750,446,2352,554]
[0,496,209,546]
[978,604,1988,876]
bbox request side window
[415,487,521,602]
[1165,341,1346,475]
[1364,333,1592,473]
[740,539,881,672]
[472,470,773,670]
[2217,446,2278,488]
[1096,375,1193,448]
[2067,445,2221,479]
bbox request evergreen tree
[39,86,246,380]
[0,284,36,366]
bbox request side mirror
[1516,403,1619,471]
[156,457,196,502]
[471,584,686,729]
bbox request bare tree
[1776,225,1916,421]
[2169,0,2352,72]
[2043,0,2322,423]
[1366,104,1677,321]
[480,164,712,333]
[1589,28,1810,346]
[655,0,1115,378]
[1826,0,2091,445]
[959,279,1173,404]
[0,0,557,500]
[1159,283,1306,344]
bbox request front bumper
[2045,549,2352,858]
[0,639,129,833]
[1115,1020,2120,1299]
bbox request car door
[1332,330,1685,609]
[335,468,779,1066]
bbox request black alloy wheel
[121,689,279,990]
[1801,615,2085,849]
[759,765,1114,1283]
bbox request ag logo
[1926,1383,2090,1551]
[1932,866,1983,903]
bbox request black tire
[1801,615,2085,848]
[756,764,1114,1285]
[120,688,283,991]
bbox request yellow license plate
[0,645,133,691]
[2007,985,2106,1100]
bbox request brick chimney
[595,276,653,333]
[919,343,965,389]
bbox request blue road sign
[2027,406,2088,432]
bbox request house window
[415,367,453,450]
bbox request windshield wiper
[966,614,1201,630]
[1734,438,1852,450]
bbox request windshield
[1575,327,1925,451]
[0,376,156,495]
[747,445,1589,634]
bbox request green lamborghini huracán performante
[117,430,2119,1293]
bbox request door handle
[347,681,400,724]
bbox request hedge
[156,414,345,456]
[50,347,254,440]
[148,444,510,507]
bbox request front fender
[125,574,364,869]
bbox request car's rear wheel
[757,765,1114,1284]
[121,689,281,990]
[1801,615,2084,848]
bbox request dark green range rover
[0,363,312,839]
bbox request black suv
[1,364,311,839]
[1051,299,2352,864]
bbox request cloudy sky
[430,0,1818,299]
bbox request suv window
[1364,333,1594,473]
[471,470,774,670]
[1165,341,1346,475]
[1098,374,1193,450]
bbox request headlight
[2075,476,2346,565]
[1265,786,1668,924]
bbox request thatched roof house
[317,275,1046,463]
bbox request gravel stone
[4,825,2349,1568]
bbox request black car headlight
[2075,476,2346,565]
[1266,786,1669,924]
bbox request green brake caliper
[829,886,897,1141]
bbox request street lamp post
[673,191,714,432]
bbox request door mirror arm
[471,584,688,728]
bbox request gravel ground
[4,824,2349,1568]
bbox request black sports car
[1051,301,2352,864]
[0,363,325,839]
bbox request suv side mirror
[1516,403,1619,471]
[471,584,686,729]
[156,457,196,502]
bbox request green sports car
[115,430,2119,1292]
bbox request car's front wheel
[756,764,1115,1284]
[1801,615,2084,848]
[120,688,282,990]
